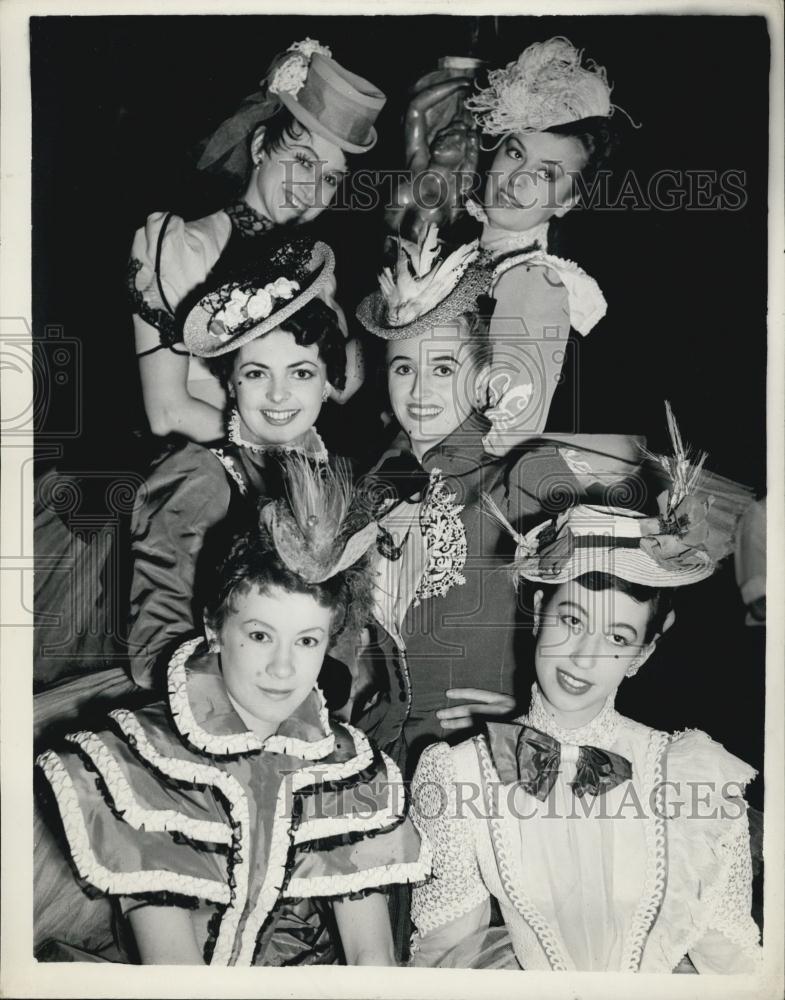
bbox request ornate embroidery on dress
[127,257,179,347]
[210,448,248,496]
[414,468,467,606]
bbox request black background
[31,14,769,801]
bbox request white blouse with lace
[410,686,762,973]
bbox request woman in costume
[129,38,385,442]
[462,37,625,454]
[126,237,354,692]
[353,226,643,779]
[35,457,430,966]
[410,410,761,972]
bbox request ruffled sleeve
[646,729,762,974]
[409,743,491,965]
[36,731,230,913]
[127,443,232,688]
[128,211,228,347]
[285,742,432,899]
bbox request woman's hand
[437,688,517,731]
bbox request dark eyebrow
[608,622,639,640]
[430,354,460,364]
[290,145,347,175]
[389,354,415,365]
[555,600,587,617]
[287,360,318,369]
[298,626,326,636]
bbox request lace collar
[227,408,328,462]
[522,682,620,751]
[167,637,334,759]
[225,200,274,238]
[479,220,550,259]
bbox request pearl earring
[321,383,331,402]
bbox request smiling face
[533,580,661,729]
[215,584,332,738]
[245,124,348,226]
[484,131,587,232]
[231,328,327,447]
[386,322,483,460]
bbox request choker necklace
[523,683,620,750]
[227,408,328,462]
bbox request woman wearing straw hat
[352,225,644,782]
[409,418,761,972]
[129,39,385,442]
[125,237,354,692]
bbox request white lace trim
[701,817,763,963]
[210,448,247,496]
[490,246,607,336]
[293,742,401,844]
[477,734,571,971]
[110,709,250,965]
[168,637,335,760]
[227,408,328,462]
[36,750,232,906]
[410,744,490,937]
[414,468,467,606]
[619,729,669,971]
[285,832,433,899]
[65,731,233,846]
[523,683,620,751]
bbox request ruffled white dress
[410,687,762,973]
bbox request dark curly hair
[206,296,347,392]
[546,116,620,202]
[204,519,374,645]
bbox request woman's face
[231,328,327,447]
[386,323,481,458]
[484,131,587,232]
[217,584,332,738]
[533,581,655,729]
[246,126,348,226]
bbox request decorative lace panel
[127,257,179,347]
[227,409,329,462]
[523,683,621,751]
[410,743,489,935]
[225,201,274,238]
[210,449,248,496]
[414,469,468,606]
[704,815,763,958]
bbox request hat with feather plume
[356,224,490,340]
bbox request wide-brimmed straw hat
[515,504,715,587]
[184,238,335,359]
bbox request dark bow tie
[515,725,632,800]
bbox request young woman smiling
[126,238,350,690]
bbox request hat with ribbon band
[197,39,386,181]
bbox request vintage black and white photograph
[1,1,782,996]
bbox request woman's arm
[127,904,204,965]
[134,314,224,442]
[333,892,396,966]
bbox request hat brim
[356,265,491,340]
[280,92,377,154]
[517,517,715,588]
[183,241,335,358]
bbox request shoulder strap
[154,212,176,316]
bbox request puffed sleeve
[127,443,231,688]
[409,743,491,966]
[128,211,228,347]
[655,730,763,974]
